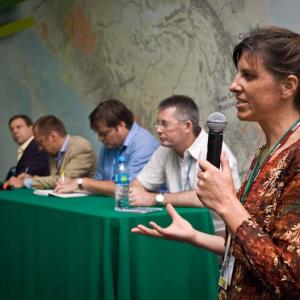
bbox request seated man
[7,115,97,189]
[129,95,241,236]
[55,99,159,195]
[5,114,49,180]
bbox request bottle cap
[118,155,126,162]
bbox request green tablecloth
[0,189,219,300]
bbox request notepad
[33,189,89,198]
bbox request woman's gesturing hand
[131,203,197,243]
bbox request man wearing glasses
[129,95,240,236]
[55,99,159,195]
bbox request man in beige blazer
[7,115,96,189]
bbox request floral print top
[219,139,300,300]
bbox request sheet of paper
[49,192,88,198]
[33,189,89,198]
[33,189,53,196]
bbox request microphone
[206,112,227,168]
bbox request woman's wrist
[218,199,251,234]
[193,230,226,255]
[185,228,198,244]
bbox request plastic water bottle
[114,155,130,211]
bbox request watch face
[156,193,164,203]
[77,178,83,185]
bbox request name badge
[218,234,235,291]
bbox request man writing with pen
[6,115,97,190]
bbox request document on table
[33,189,89,198]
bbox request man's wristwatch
[77,178,84,190]
[155,193,165,206]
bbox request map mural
[0,0,270,180]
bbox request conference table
[0,188,219,300]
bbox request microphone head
[207,112,227,133]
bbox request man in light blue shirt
[55,99,159,195]
[94,121,159,181]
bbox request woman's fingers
[131,224,163,238]
[198,159,211,172]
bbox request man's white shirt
[137,129,241,234]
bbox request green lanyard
[240,117,300,205]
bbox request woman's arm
[131,203,226,255]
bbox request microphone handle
[207,132,223,168]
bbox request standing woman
[132,26,300,299]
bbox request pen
[23,167,30,179]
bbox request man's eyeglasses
[155,121,172,130]
[155,120,186,131]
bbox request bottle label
[115,173,129,184]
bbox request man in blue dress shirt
[55,99,159,195]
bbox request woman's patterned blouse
[219,139,300,299]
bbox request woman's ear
[281,75,298,99]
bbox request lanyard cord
[240,117,300,205]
